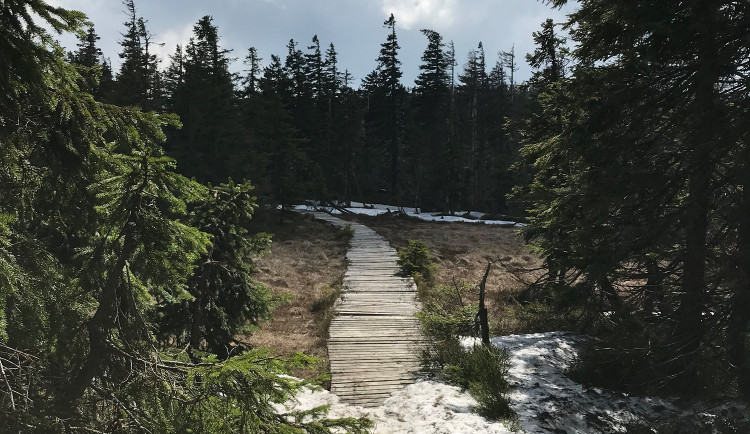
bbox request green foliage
[337,223,355,239]
[567,312,732,397]
[167,15,244,183]
[156,179,275,356]
[418,282,476,340]
[495,300,581,336]
[125,350,373,433]
[513,1,750,397]
[454,344,514,420]
[414,256,514,420]
[0,2,373,430]
[424,338,515,419]
[420,302,514,420]
[397,239,437,286]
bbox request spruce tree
[69,26,102,68]
[241,46,262,96]
[0,2,373,431]
[157,180,274,357]
[519,0,750,394]
[457,43,491,209]
[363,14,406,203]
[113,0,148,107]
[167,16,242,182]
[412,29,451,209]
[67,25,109,99]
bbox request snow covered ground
[280,331,748,433]
[292,203,524,227]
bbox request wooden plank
[296,210,428,407]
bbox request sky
[49,0,576,88]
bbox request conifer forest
[1,0,749,432]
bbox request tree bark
[57,222,138,412]
[675,0,720,387]
[477,262,491,347]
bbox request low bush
[337,223,355,239]
[397,239,437,286]
[493,300,582,336]
[402,242,515,421]
[423,338,514,420]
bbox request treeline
[74,3,533,213]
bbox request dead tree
[476,262,492,347]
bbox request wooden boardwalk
[305,211,424,407]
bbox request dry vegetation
[342,214,545,334]
[242,210,351,379]
[243,211,545,381]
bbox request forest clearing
[250,207,749,432]
[3,0,750,432]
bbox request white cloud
[380,0,458,30]
[154,22,195,68]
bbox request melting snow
[281,331,747,433]
[292,203,524,227]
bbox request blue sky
[51,0,576,87]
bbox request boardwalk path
[304,211,424,407]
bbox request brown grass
[241,210,350,379]
[242,211,545,380]
[343,214,544,332]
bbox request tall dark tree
[411,29,451,209]
[520,0,750,394]
[500,45,518,100]
[363,13,406,203]
[68,25,102,68]
[167,16,241,182]
[242,55,308,206]
[137,16,165,109]
[284,39,309,102]
[457,43,490,209]
[67,25,110,99]
[526,18,567,86]
[242,46,262,96]
[113,0,151,108]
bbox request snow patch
[490,332,674,433]
[284,331,747,432]
[294,203,524,227]
[279,380,515,433]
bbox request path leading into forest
[304,211,424,407]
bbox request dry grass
[343,214,544,332]
[241,210,350,379]
[242,211,546,381]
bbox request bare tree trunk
[675,1,719,388]
[477,262,492,347]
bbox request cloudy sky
[51,0,575,87]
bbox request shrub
[336,223,354,239]
[397,239,437,286]
[418,282,476,340]
[423,338,514,420]
[414,268,514,420]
